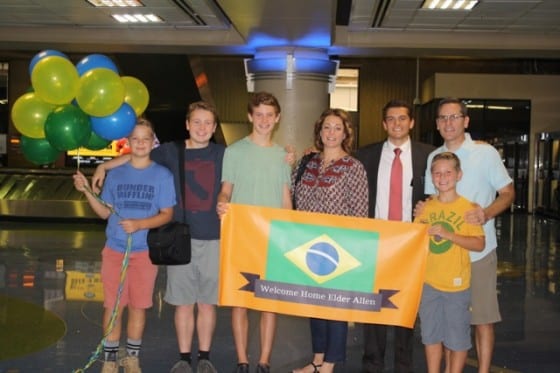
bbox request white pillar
[244,47,338,156]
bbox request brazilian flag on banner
[266,221,378,292]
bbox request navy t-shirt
[151,141,225,240]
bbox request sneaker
[170,360,192,373]
[255,363,270,373]
[101,360,119,373]
[120,356,142,373]
[197,359,217,373]
[234,363,249,373]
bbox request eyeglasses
[436,114,464,123]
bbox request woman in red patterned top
[291,108,368,373]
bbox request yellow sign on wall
[65,270,104,302]
[67,141,120,158]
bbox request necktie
[388,148,402,221]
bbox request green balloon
[85,131,111,150]
[20,136,61,165]
[76,68,125,117]
[44,105,92,151]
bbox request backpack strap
[176,141,186,222]
[292,152,316,209]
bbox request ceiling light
[422,0,478,10]
[112,13,162,23]
[452,0,465,9]
[86,0,143,7]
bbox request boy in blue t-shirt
[92,102,225,373]
[74,119,176,373]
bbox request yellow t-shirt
[414,196,485,292]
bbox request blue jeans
[310,317,348,363]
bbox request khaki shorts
[164,239,220,306]
[470,250,501,325]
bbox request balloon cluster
[11,50,150,165]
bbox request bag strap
[292,152,316,209]
[176,141,186,222]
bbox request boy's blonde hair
[431,152,461,172]
[132,117,155,138]
[187,101,219,123]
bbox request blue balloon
[76,54,119,76]
[91,102,136,140]
[29,49,68,77]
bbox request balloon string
[76,147,80,173]
[72,235,132,372]
[72,191,130,372]
[82,185,122,219]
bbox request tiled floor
[0,213,559,372]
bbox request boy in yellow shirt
[415,152,485,373]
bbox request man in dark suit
[356,99,435,373]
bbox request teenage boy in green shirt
[217,91,292,373]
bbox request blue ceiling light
[246,24,331,51]
[245,57,287,73]
[293,30,332,49]
[244,47,339,92]
[244,48,337,74]
[246,32,290,50]
[247,48,336,73]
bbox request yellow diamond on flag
[285,234,361,284]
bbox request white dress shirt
[375,138,413,222]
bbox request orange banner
[219,203,429,328]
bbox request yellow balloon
[122,76,150,116]
[31,56,79,105]
[76,68,125,117]
[11,93,56,138]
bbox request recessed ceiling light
[422,0,479,10]
[112,13,163,23]
[86,0,143,7]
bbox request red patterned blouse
[292,153,368,218]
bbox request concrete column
[244,48,338,156]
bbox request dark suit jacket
[356,140,435,220]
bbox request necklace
[320,151,347,171]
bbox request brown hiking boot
[100,360,119,373]
[120,356,142,373]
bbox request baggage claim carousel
[0,168,100,221]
